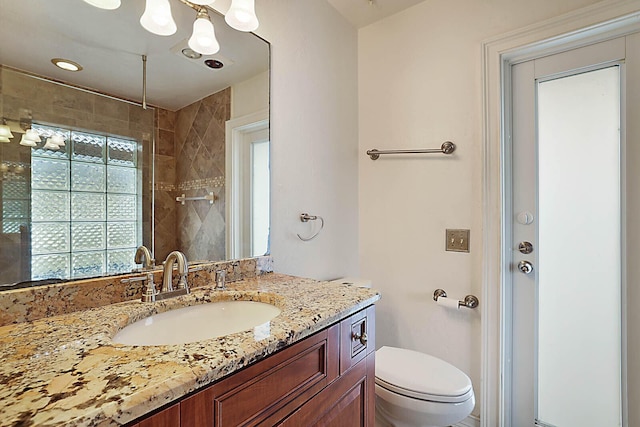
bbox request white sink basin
[112,301,281,346]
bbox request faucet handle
[176,273,190,292]
[141,272,157,302]
[215,269,226,290]
[122,273,157,302]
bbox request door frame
[481,2,640,426]
[225,109,269,260]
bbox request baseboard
[455,414,481,427]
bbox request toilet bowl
[375,346,475,427]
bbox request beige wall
[154,89,230,262]
[232,71,269,119]
[358,0,602,418]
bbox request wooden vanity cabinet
[133,305,375,427]
[130,403,180,427]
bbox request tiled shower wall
[154,109,178,261]
[0,65,230,274]
[0,66,154,283]
[154,88,230,262]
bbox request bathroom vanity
[134,306,375,426]
[0,272,379,426]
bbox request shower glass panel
[537,66,621,426]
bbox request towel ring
[297,213,324,241]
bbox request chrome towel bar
[176,192,215,205]
[366,141,456,160]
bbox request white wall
[253,0,359,279]
[231,70,269,119]
[358,0,602,417]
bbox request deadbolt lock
[518,241,533,254]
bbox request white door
[240,129,270,257]
[508,34,639,426]
[225,112,270,260]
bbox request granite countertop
[0,273,380,427]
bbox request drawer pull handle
[353,332,368,345]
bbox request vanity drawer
[340,306,376,375]
[181,323,340,427]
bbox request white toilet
[329,278,475,426]
[374,346,475,427]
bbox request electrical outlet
[446,229,470,252]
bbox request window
[30,124,141,280]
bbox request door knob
[518,260,533,275]
[518,241,533,254]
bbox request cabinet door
[278,352,375,427]
[134,403,180,427]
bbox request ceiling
[0,0,268,111]
[327,0,426,28]
[0,0,423,112]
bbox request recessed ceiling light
[181,48,202,60]
[51,58,83,72]
[204,59,224,69]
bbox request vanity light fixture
[84,0,258,56]
[81,0,121,9]
[43,138,61,150]
[0,122,13,143]
[188,8,220,55]
[225,0,259,32]
[19,129,41,147]
[19,134,37,147]
[51,134,66,147]
[140,0,178,36]
[51,58,83,72]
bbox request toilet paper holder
[433,289,479,309]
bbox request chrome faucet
[162,251,189,293]
[134,245,155,270]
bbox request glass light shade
[44,138,61,150]
[19,134,38,147]
[82,0,121,10]
[51,134,66,147]
[0,124,14,139]
[0,136,9,143]
[25,129,42,143]
[188,18,220,55]
[225,0,259,32]
[190,0,216,4]
[140,0,177,36]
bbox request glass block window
[30,124,140,279]
[2,174,30,234]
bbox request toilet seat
[375,346,473,404]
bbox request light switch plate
[446,229,470,252]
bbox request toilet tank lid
[375,346,473,400]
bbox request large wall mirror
[0,0,270,289]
